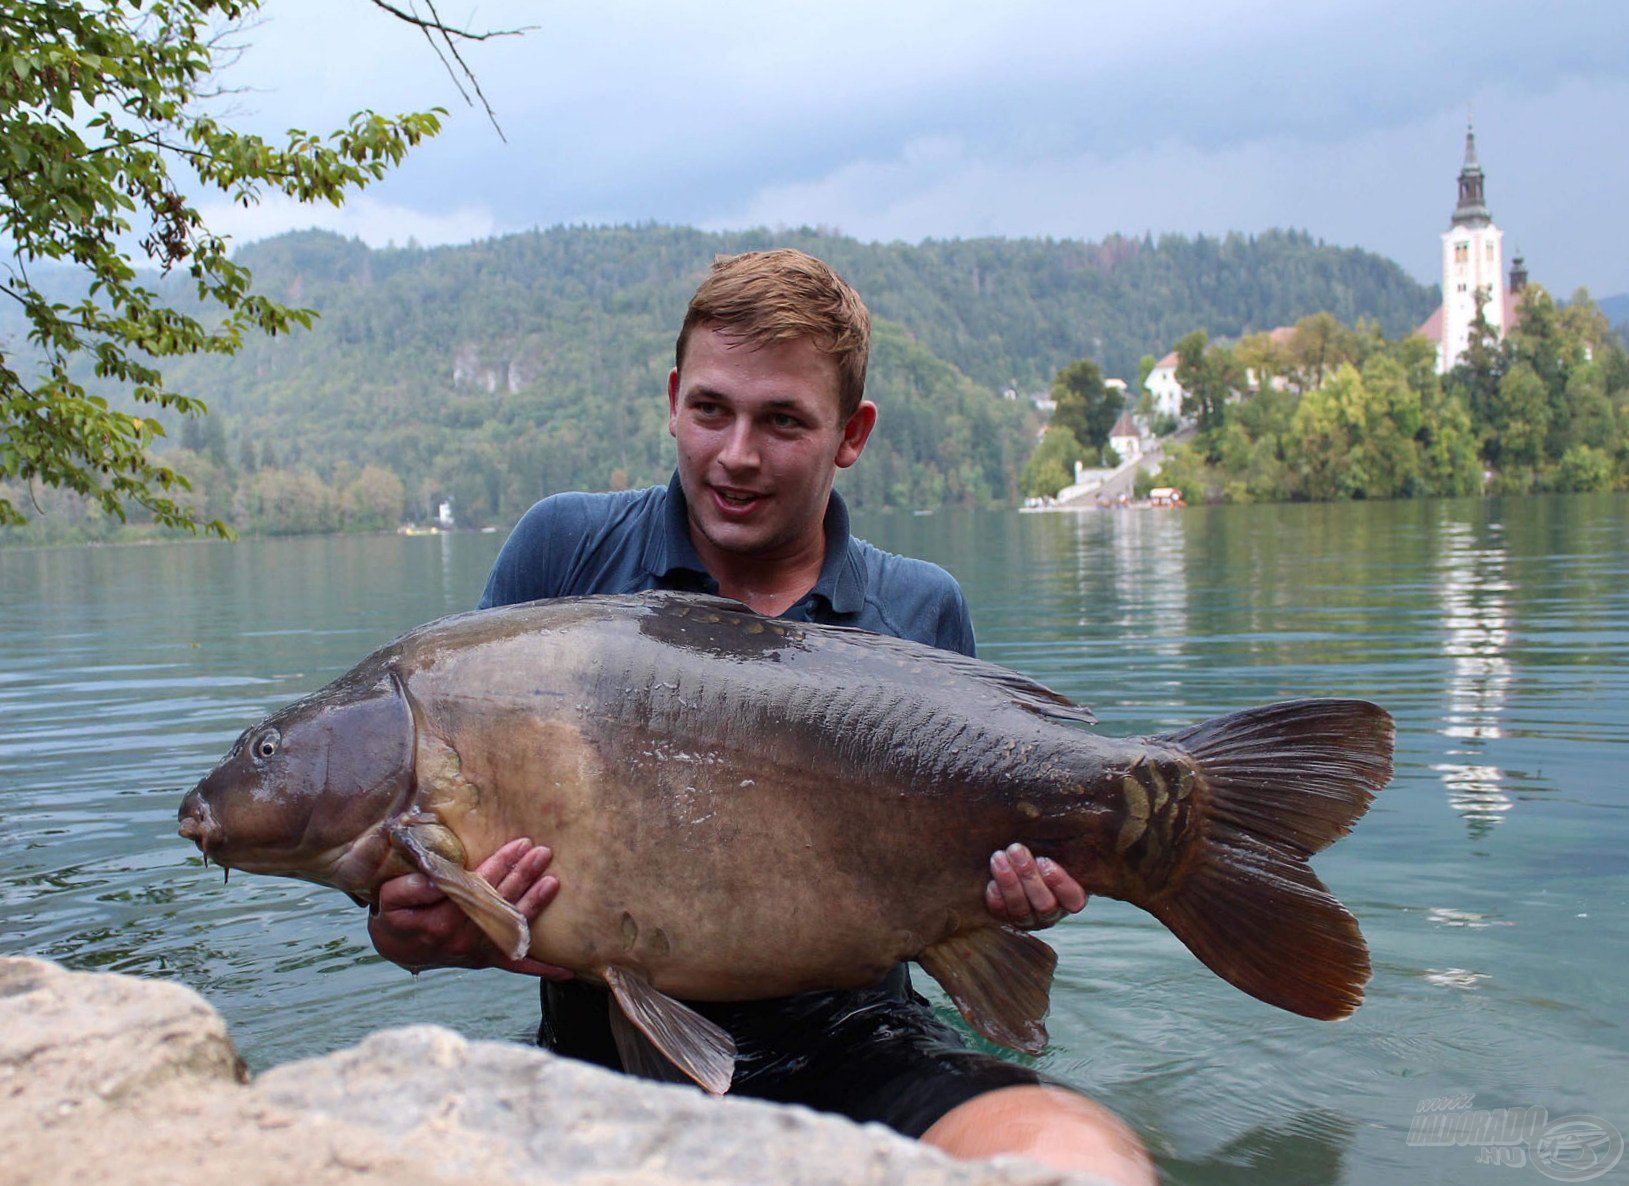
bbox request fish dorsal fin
[917,927,1057,1055]
[386,818,530,961]
[603,965,736,1096]
[819,623,1096,725]
[631,590,1095,726]
[633,589,757,616]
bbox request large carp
[179,590,1393,1094]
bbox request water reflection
[1157,1109,1355,1186]
[1061,510,1189,692]
[1095,511,1189,660]
[1435,517,1514,836]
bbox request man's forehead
[689,324,834,362]
[679,329,842,406]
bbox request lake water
[3,495,1626,1185]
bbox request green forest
[0,224,1434,541]
[1141,287,1629,504]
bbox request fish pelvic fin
[603,965,736,1096]
[917,926,1057,1055]
[1147,698,1393,1021]
[386,818,530,961]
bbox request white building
[1145,350,1184,421]
[1416,123,1526,373]
[1108,410,1142,462]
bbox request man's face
[668,326,875,563]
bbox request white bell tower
[1439,122,1504,371]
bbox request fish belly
[425,712,1037,1000]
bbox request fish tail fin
[1146,698,1393,1020]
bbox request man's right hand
[367,838,574,980]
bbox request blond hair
[676,249,871,419]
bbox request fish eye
[252,730,280,760]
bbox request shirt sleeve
[937,580,977,658]
[477,494,591,610]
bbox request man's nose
[717,421,760,471]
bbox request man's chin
[698,519,777,557]
[692,506,793,559]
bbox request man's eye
[693,401,722,416]
[770,413,802,429]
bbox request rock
[0,958,1105,1186]
[0,955,243,1115]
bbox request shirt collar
[645,471,867,614]
[640,471,711,583]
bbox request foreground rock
[0,958,1104,1186]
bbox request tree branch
[365,0,534,139]
[364,0,533,41]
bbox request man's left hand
[986,843,1087,930]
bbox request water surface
[3,495,1625,1185]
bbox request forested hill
[152,224,1434,524]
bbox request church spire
[1452,120,1490,228]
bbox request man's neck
[689,523,828,617]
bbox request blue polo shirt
[478,473,976,657]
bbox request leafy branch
[0,0,467,533]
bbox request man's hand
[367,838,573,979]
[986,843,1088,930]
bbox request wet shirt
[476,473,1002,1119]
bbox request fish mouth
[177,793,226,860]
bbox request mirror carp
[179,590,1394,1094]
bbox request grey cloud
[218,1,1629,294]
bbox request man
[368,250,1154,1185]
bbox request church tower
[1438,122,1505,371]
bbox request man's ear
[835,401,878,469]
[667,368,680,438]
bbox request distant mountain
[1598,293,1629,324]
[17,225,1439,523]
[1599,293,1629,348]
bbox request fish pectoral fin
[917,926,1057,1055]
[386,820,529,961]
[603,965,736,1096]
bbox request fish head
[179,665,415,887]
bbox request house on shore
[1145,352,1184,421]
[1108,410,1143,462]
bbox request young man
[368,250,1154,1185]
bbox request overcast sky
[206,1,1629,297]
